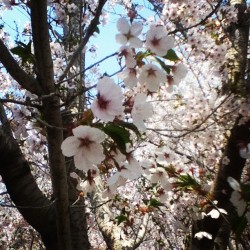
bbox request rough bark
[190,117,250,249]
[222,0,249,95]
[190,1,250,249]
[92,179,148,250]
[0,104,58,249]
[30,1,72,249]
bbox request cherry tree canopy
[0,0,250,249]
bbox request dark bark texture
[0,127,60,249]
[190,1,250,249]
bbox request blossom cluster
[60,16,189,199]
[0,1,243,248]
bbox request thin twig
[58,0,107,82]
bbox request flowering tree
[0,0,250,249]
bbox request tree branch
[0,104,58,249]
[0,39,43,96]
[58,0,107,82]
[30,1,72,249]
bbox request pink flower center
[97,94,110,110]
[167,75,174,85]
[80,137,92,148]
[164,153,170,159]
[151,37,161,47]
[129,68,136,76]
[147,68,156,77]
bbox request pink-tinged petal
[74,150,93,171]
[91,77,124,122]
[86,143,105,163]
[115,34,128,45]
[129,37,143,48]
[61,136,80,157]
[72,125,88,138]
[132,116,146,131]
[98,77,123,98]
[130,22,143,36]
[107,172,120,186]
[88,128,106,143]
[161,36,175,51]
[117,17,130,34]
[91,99,115,122]
[146,80,159,92]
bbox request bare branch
[0,39,43,96]
[58,0,107,82]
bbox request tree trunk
[190,1,250,249]
[0,126,59,249]
[30,1,72,248]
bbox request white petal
[74,150,93,171]
[61,136,80,157]
[107,172,120,186]
[146,80,160,92]
[130,22,143,36]
[117,17,130,34]
[129,37,143,48]
[72,125,88,138]
[195,231,212,240]
[133,117,146,131]
[227,177,241,192]
[207,209,220,219]
[116,34,128,45]
[86,143,105,163]
[87,127,106,143]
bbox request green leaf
[155,57,171,74]
[175,174,200,190]
[10,41,34,65]
[115,120,141,139]
[95,26,100,34]
[115,208,129,225]
[149,198,163,208]
[115,214,129,225]
[101,123,131,154]
[231,216,248,239]
[241,184,250,202]
[163,49,180,61]
[135,51,152,61]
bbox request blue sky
[0,4,124,76]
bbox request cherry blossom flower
[116,17,143,48]
[172,63,188,85]
[131,93,153,131]
[61,125,106,171]
[227,177,247,216]
[138,63,166,92]
[107,157,142,189]
[67,3,78,13]
[239,143,250,159]
[222,156,230,165]
[118,67,138,88]
[78,169,99,194]
[194,231,212,240]
[155,147,175,165]
[91,77,124,122]
[119,46,136,68]
[206,208,227,219]
[150,167,170,188]
[141,159,156,175]
[227,176,241,192]
[145,25,175,56]
[230,190,247,216]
